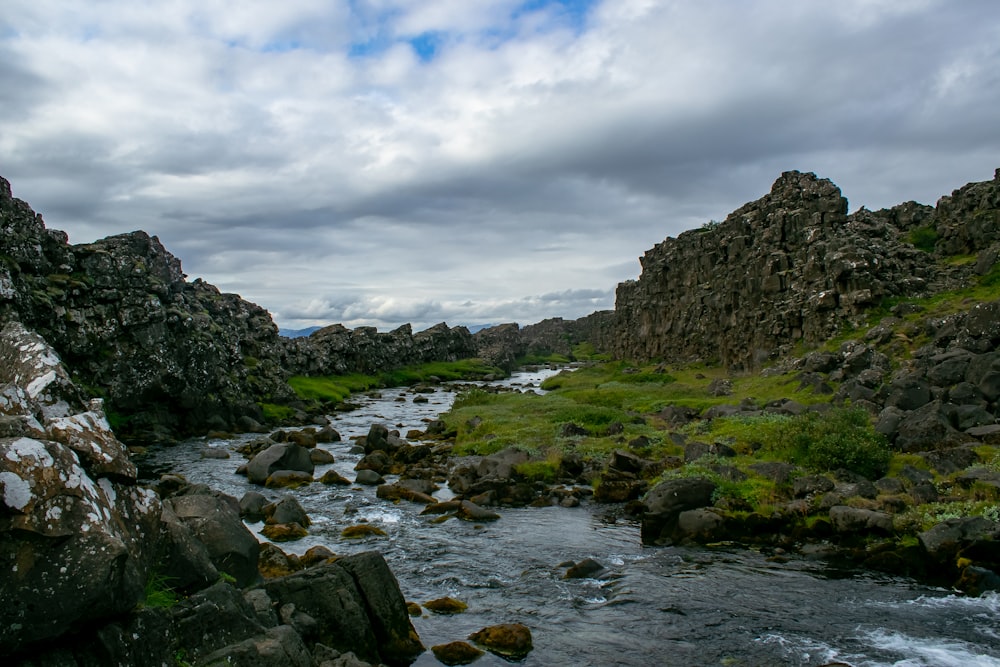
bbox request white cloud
[1,0,998,331]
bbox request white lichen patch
[25,370,57,399]
[5,437,56,467]
[0,470,32,511]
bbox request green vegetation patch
[906,225,938,253]
[141,572,179,609]
[285,359,505,409]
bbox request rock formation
[611,170,996,369]
[281,322,477,377]
[0,176,292,442]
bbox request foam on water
[860,627,1000,667]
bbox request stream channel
[140,367,1000,667]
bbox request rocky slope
[611,169,1000,369]
[0,176,293,442]
[0,321,423,666]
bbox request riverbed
[139,368,1000,666]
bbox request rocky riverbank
[2,167,999,663]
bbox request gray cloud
[1,0,998,332]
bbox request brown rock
[432,641,484,665]
[468,623,533,660]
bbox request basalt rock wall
[612,170,999,369]
[280,321,478,377]
[0,176,292,442]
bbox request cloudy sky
[2,1,998,333]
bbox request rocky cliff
[0,176,293,442]
[0,320,423,665]
[611,169,1000,369]
[282,322,478,377]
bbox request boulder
[468,623,533,660]
[158,500,221,592]
[247,443,315,485]
[167,493,260,587]
[431,641,484,666]
[919,517,1000,567]
[264,553,424,666]
[170,581,269,662]
[675,508,726,542]
[311,448,336,464]
[265,470,313,489]
[641,477,717,545]
[264,496,311,527]
[829,506,894,535]
[199,624,313,667]
[0,436,160,654]
[894,401,970,452]
[355,470,385,485]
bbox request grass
[141,572,178,609]
[284,359,505,410]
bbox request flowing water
[139,369,1000,667]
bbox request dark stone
[641,477,717,545]
[168,493,261,587]
[793,474,835,498]
[247,443,315,485]
[171,582,268,663]
[563,558,605,579]
[199,624,313,667]
[334,552,426,666]
[264,496,311,527]
[354,470,385,485]
[240,491,270,522]
[829,506,893,535]
[894,401,969,452]
[355,450,391,474]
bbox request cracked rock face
[611,170,987,370]
[0,322,160,655]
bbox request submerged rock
[468,623,533,660]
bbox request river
[139,368,1000,667]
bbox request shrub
[785,409,891,479]
[907,225,938,253]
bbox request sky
[2,1,998,333]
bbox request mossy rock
[423,596,468,614]
[432,641,484,666]
[341,524,387,539]
[468,623,533,660]
[260,522,308,542]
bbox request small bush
[784,409,891,479]
[907,225,938,253]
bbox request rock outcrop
[611,169,999,369]
[281,322,477,377]
[0,320,161,654]
[0,176,292,442]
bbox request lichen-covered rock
[263,553,424,666]
[611,171,973,369]
[0,436,162,652]
[0,322,162,656]
[167,492,261,587]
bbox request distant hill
[279,326,322,338]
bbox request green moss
[514,459,560,483]
[288,359,504,407]
[906,225,938,253]
[260,402,296,422]
[141,572,179,609]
